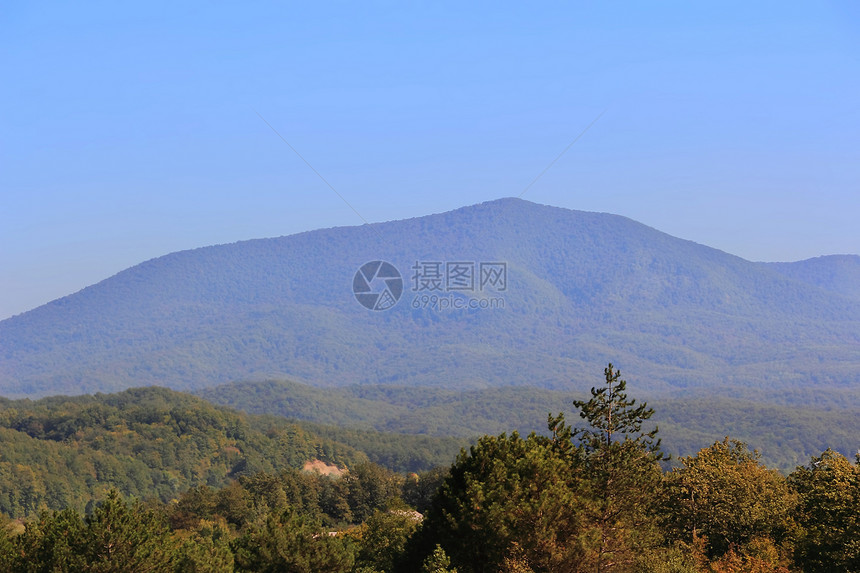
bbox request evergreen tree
[231,509,355,573]
[404,431,589,573]
[568,363,666,572]
[12,508,87,572]
[402,466,449,514]
[79,490,179,573]
[421,545,458,573]
[404,364,666,573]
[172,518,235,573]
[0,522,14,571]
[345,462,404,524]
[9,491,178,573]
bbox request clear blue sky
[2,1,858,320]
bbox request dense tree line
[0,388,460,517]
[2,366,859,571]
[199,379,860,474]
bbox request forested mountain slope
[0,387,463,517]
[764,254,860,301]
[1,198,858,405]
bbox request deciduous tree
[789,448,860,572]
[663,438,796,564]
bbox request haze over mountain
[764,255,860,302]
[1,198,858,404]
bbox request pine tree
[12,508,87,572]
[80,490,178,573]
[404,431,589,573]
[421,545,458,573]
[404,364,665,573]
[0,522,14,571]
[570,363,666,572]
[10,491,178,573]
[231,509,355,573]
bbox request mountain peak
[1,202,858,400]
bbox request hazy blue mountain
[764,255,860,301]
[1,198,859,404]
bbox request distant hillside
[0,387,463,517]
[764,255,860,301]
[1,198,859,405]
[199,379,860,474]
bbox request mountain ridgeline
[1,198,859,408]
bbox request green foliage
[1,417,859,573]
[78,490,178,573]
[167,463,402,535]
[0,522,15,572]
[402,466,449,514]
[344,463,404,524]
[8,490,180,573]
[199,379,860,476]
[199,381,578,440]
[13,507,88,572]
[353,509,421,573]
[173,523,235,573]
[296,421,465,473]
[571,364,664,458]
[409,364,669,573]
[421,545,458,573]
[567,363,666,571]
[231,509,355,573]
[632,544,699,573]
[662,438,797,561]
[410,431,589,573]
[3,360,860,572]
[0,387,403,516]
[653,395,860,474]
[789,449,860,572]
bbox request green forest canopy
[1,365,857,572]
